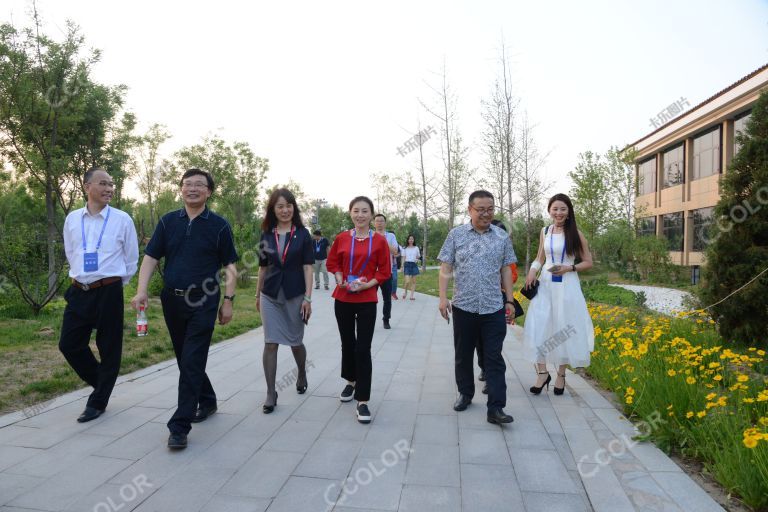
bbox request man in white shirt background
[373,214,399,329]
[59,167,139,423]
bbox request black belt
[72,277,121,291]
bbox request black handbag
[511,297,524,318]
[520,280,539,300]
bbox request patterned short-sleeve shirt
[438,223,517,314]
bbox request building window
[692,126,721,180]
[637,216,657,237]
[692,207,714,252]
[662,144,684,188]
[637,157,656,195]
[662,212,684,252]
[734,110,752,155]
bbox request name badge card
[83,252,99,272]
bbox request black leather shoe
[167,433,188,449]
[383,320,391,329]
[487,408,514,425]
[77,406,104,423]
[478,370,486,382]
[453,394,472,411]
[192,403,217,423]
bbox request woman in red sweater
[326,196,392,424]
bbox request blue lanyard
[549,226,566,266]
[81,206,110,252]
[315,240,322,252]
[349,230,373,275]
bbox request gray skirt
[260,289,305,346]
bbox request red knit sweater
[326,230,392,303]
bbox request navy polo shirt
[313,237,330,260]
[259,226,315,300]
[145,207,239,291]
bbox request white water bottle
[136,306,148,337]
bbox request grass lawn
[0,285,261,416]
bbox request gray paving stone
[294,437,363,480]
[413,414,458,446]
[577,463,635,512]
[9,455,132,511]
[503,419,555,450]
[0,445,41,472]
[510,449,578,494]
[292,396,342,424]
[0,426,38,445]
[94,421,168,460]
[0,473,44,506]
[404,443,460,487]
[458,428,511,465]
[651,471,725,512]
[218,449,303,498]
[334,458,404,511]
[460,463,525,511]
[63,482,155,512]
[133,467,234,512]
[261,419,326,454]
[83,406,164,438]
[268,476,340,512]
[522,491,589,511]
[6,433,115,478]
[199,494,270,512]
[552,404,590,430]
[398,484,460,512]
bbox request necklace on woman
[354,229,369,241]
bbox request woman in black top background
[256,188,315,413]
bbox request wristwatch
[223,295,235,302]
[571,264,577,272]
[504,300,515,305]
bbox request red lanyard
[274,225,296,265]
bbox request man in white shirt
[373,214,399,329]
[59,168,139,423]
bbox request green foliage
[569,151,611,243]
[700,89,768,347]
[581,278,641,307]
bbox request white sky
[5,0,768,216]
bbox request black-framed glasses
[469,205,495,216]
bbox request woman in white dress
[523,193,594,395]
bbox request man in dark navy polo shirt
[131,168,238,450]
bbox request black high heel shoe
[530,371,551,395]
[263,391,278,414]
[296,373,307,394]
[554,372,566,396]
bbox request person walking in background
[326,196,391,424]
[59,167,139,423]
[373,213,399,329]
[438,190,516,425]
[256,188,314,413]
[131,168,238,450]
[401,234,420,300]
[312,229,330,290]
[523,193,594,396]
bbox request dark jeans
[334,300,376,402]
[161,289,219,435]
[379,277,392,321]
[59,280,124,411]
[477,291,508,372]
[452,306,507,410]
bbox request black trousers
[477,292,508,372]
[379,277,392,321]
[161,289,218,435]
[59,280,124,410]
[334,300,376,402]
[452,306,507,410]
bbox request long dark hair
[406,234,416,247]
[262,188,304,232]
[547,193,583,258]
[349,195,375,213]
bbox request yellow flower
[685,411,694,418]
[638,344,648,355]
[713,374,723,382]
[696,411,707,418]
[737,374,749,383]
[625,396,634,404]
[625,387,635,396]
[757,350,766,356]
[744,437,758,449]
[759,417,768,426]
[686,376,696,385]
[743,398,756,404]
[705,392,717,401]
[667,369,677,377]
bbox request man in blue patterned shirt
[438,190,517,424]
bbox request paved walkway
[0,291,723,512]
